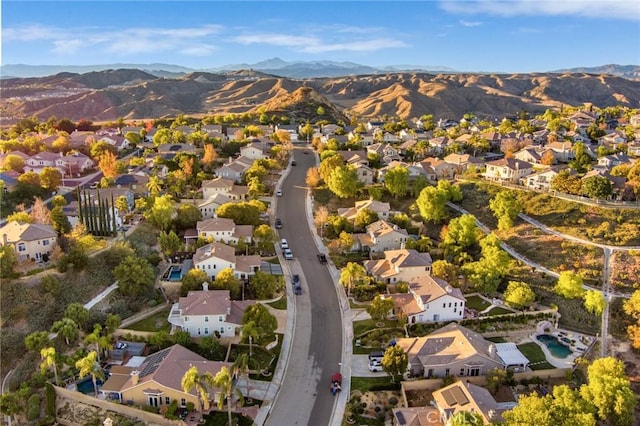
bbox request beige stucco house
[432,380,505,424]
[0,221,57,262]
[388,275,465,324]
[364,249,432,284]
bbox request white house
[389,274,465,323]
[484,158,533,183]
[0,221,57,262]
[192,241,261,280]
[167,285,252,338]
[196,218,253,245]
[354,220,409,253]
[240,142,270,160]
[198,193,233,219]
[23,152,60,173]
[364,249,432,284]
[523,167,562,191]
[201,177,249,201]
[337,199,396,222]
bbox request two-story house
[367,143,401,164]
[353,220,409,253]
[56,152,95,176]
[522,167,562,191]
[100,344,233,409]
[389,274,465,323]
[23,152,61,174]
[201,177,249,201]
[484,158,533,183]
[364,249,432,284]
[192,241,261,280]
[196,218,253,245]
[216,156,253,182]
[0,221,57,262]
[597,153,632,169]
[168,285,252,337]
[337,199,397,222]
[395,323,505,378]
[352,163,375,185]
[240,141,270,160]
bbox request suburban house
[388,275,465,323]
[391,406,444,426]
[201,177,249,201]
[198,193,235,219]
[395,323,505,378]
[597,152,633,169]
[364,249,432,283]
[581,169,627,197]
[337,199,397,222]
[419,158,457,179]
[443,153,483,175]
[57,152,95,176]
[484,158,533,183]
[97,134,129,151]
[352,163,375,185]
[99,344,233,409]
[628,142,640,158]
[353,220,409,253]
[192,241,261,280]
[168,285,252,337]
[23,152,61,173]
[216,156,253,182]
[339,150,369,167]
[522,167,562,191]
[408,161,438,183]
[114,172,149,195]
[0,221,57,262]
[547,141,575,163]
[599,130,627,147]
[196,218,253,245]
[513,147,554,165]
[432,381,506,424]
[428,136,451,155]
[367,143,401,164]
[0,171,20,192]
[240,141,270,160]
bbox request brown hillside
[1,70,638,122]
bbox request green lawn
[126,308,171,332]
[465,295,491,311]
[267,295,287,310]
[517,342,555,370]
[353,319,401,338]
[486,307,515,316]
[266,257,281,264]
[350,376,395,394]
[486,336,507,343]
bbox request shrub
[45,383,55,416]
[27,394,41,421]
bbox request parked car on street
[276,189,283,197]
[275,218,283,229]
[317,253,327,264]
[284,248,293,260]
[280,239,288,249]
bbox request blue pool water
[536,334,572,358]
[76,377,103,394]
[168,266,182,281]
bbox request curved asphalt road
[266,148,343,426]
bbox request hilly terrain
[1,69,639,123]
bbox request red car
[330,372,342,395]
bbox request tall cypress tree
[77,187,84,226]
[111,193,117,236]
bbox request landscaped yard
[517,342,555,370]
[465,294,492,311]
[268,295,287,310]
[350,376,396,393]
[486,306,515,316]
[126,308,171,332]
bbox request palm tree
[84,324,104,363]
[146,175,162,196]
[339,262,367,298]
[241,321,260,358]
[75,351,104,397]
[232,353,255,403]
[181,366,215,419]
[40,347,59,385]
[213,366,234,426]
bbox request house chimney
[202,282,209,291]
[488,344,496,359]
[2,234,7,246]
[131,371,139,385]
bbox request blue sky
[2,1,639,73]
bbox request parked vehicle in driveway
[368,359,382,372]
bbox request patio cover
[495,342,530,368]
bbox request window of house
[469,368,480,376]
[185,317,189,322]
[181,398,186,407]
[460,369,465,376]
[454,302,457,307]
[220,327,224,334]
[17,243,26,252]
[219,316,223,322]
[445,368,450,376]
[165,397,170,405]
[43,239,50,246]
[448,303,451,308]
[205,316,209,322]
[454,308,457,313]
[442,303,446,308]
[204,328,209,335]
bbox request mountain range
[2,68,639,124]
[2,59,638,79]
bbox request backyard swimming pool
[536,334,572,359]
[76,376,103,394]
[164,265,182,281]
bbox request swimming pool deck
[529,329,595,369]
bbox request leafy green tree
[555,271,585,299]
[443,214,478,250]
[153,128,173,146]
[551,170,582,194]
[40,346,58,385]
[105,313,121,334]
[0,245,17,278]
[381,345,408,383]
[581,175,613,199]
[305,167,321,188]
[338,231,355,253]
[40,167,62,192]
[489,191,522,231]
[158,230,182,256]
[430,260,459,285]
[50,206,71,234]
[114,256,155,297]
[249,271,279,300]
[318,154,344,182]
[212,268,241,299]
[217,201,265,226]
[181,269,209,296]
[366,295,395,322]
[51,317,79,345]
[253,224,276,253]
[339,262,368,297]
[583,290,605,316]
[213,366,234,426]
[146,175,163,196]
[580,357,636,425]
[327,165,362,198]
[503,281,535,309]
[384,165,410,198]
[25,331,50,357]
[144,194,175,231]
[0,385,30,422]
[64,303,89,329]
[354,208,379,229]
[6,211,33,223]
[486,367,509,395]
[463,234,510,294]
[242,304,277,344]
[570,142,593,173]
[436,180,463,202]
[199,335,225,360]
[181,366,216,416]
[416,186,448,223]
[3,154,25,172]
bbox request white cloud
[460,20,483,27]
[3,24,67,41]
[440,0,639,20]
[234,32,407,53]
[182,44,217,56]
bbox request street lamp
[338,362,351,377]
